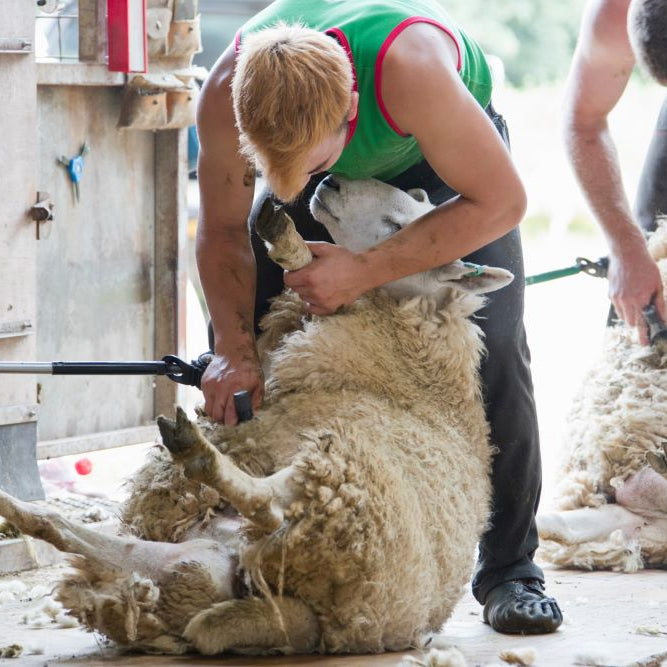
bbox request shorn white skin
[538,467,667,565]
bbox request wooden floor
[2,566,667,666]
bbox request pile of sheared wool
[398,647,468,667]
[0,579,78,629]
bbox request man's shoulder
[587,0,632,42]
[200,45,235,113]
[381,21,459,75]
[205,44,235,93]
[577,0,634,72]
[198,43,238,141]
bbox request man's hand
[608,239,666,345]
[283,242,370,315]
[200,351,264,424]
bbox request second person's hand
[608,240,666,346]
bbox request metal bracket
[29,191,54,240]
[0,320,34,340]
[576,256,609,279]
[0,38,33,54]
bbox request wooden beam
[0,404,37,426]
[198,0,271,14]
[153,129,188,418]
[78,0,107,63]
[37,424,158,459]
[0,519,119,575]
[37,63,125,87]
[173,0,198,21]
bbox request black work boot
[483,579,563,634]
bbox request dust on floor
[1,567,667,666]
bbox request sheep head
[309,176,513,300]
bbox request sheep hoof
[158,407,201,458]
[255,198,288,244]
[157,415,177,451]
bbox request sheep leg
[158,408,298,533]
[0,487,236,598]
[255,199,312,271]
[537,504,646,544]
[0,486,131,565]
[540,467,667,545]
[184,596,319,655]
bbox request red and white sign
[107,0,148,73]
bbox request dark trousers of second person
[246,103,544,605]
[608,94,667,325]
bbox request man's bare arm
[369,23,526,281]
[563,0,664,338]
[196,43,261,422]
[285,22,526,313]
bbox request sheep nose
[321,175,340,191]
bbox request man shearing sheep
[195,0,562,634]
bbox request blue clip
[67,155,85,184]
[58,142,90,202]
[462,262,485,277]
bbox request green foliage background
[439,0,587,87]
[194,1,589,89]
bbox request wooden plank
[78,0,107,63]
[0,5,37,426]
[199,0,271,15]
[35,85,156,441]
[0,535,63,573]
[37,63,125,87]
[173,0,198,21]
[0,422,43,499]
[0,404,38,425]
[0,249,37,412]
[0,254,39,336]
[0,519,119,574]
[37,424,158,459]
[0,319,34,338]
[153,129,188,418]
[0,338,36,415]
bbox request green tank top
[238,0,492,180]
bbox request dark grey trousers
[635,95,667,233]
[608,94,667,325]
[245,104,544,604]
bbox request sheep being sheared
[0,177,513,656]
[538,222,667,572]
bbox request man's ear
[348,91,359,121]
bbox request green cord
[461,259,606,285]
[524,264,582,286]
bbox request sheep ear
[435,261,514,294]
[406,188,429,204]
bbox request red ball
[74,458,93,476]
